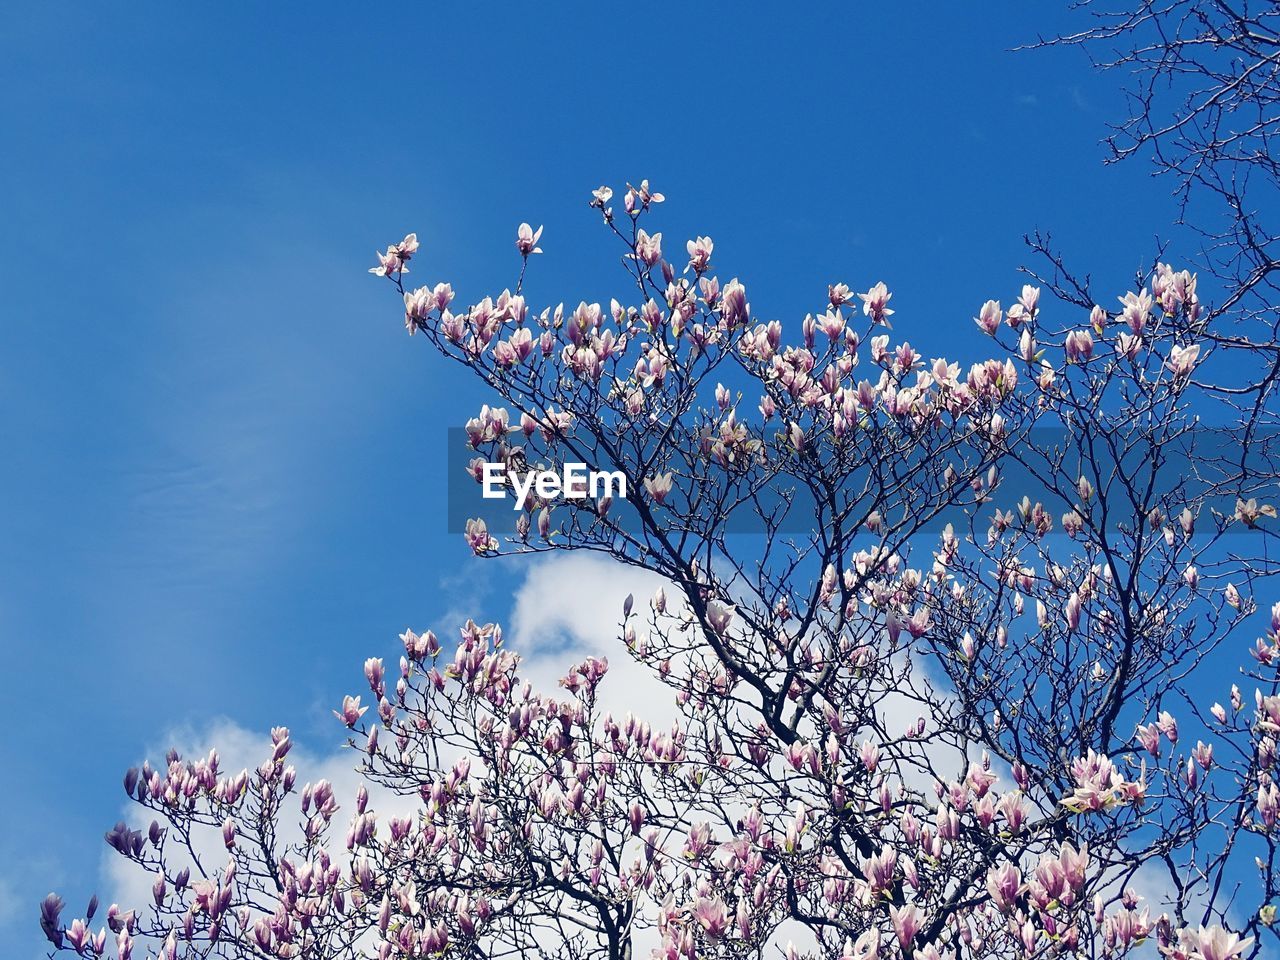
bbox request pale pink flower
[974,299,1001,334]
[1167,343,1201,377]
[516,223,543,256]
[685,236,713,274]
[333,695,367,728]
[1188,925,1254,960]
[692,898,728,939]
[1119,288,1152,333]
[624,179,664,211]
[857,281,894,326]
[1235,497,1277,526]
[634,229,662,267]
[829,282,853,307]
[1019,328,1037,362]
[1065,329,1094,361]
[464,518,497,555]
[644,471,674,504]
[1116,332,1142,360]
[368,233,418,276]
[889,903,921,950]
[986,863,1021,912]
[705,601,734,636]
[818,310,846,340]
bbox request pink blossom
[333,695,367,728]
[857,282,894,326]
[464,517,498,555]
[974,299,1002,334]
[889,903,920,949]
[692,898,728,939]
[1189,925,1255,960]
[685,236,713,274]
[1167,342,1201,377]
[515,222,543,256]
[368,233,418,276]
[643,471,673,505]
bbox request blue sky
[0,3,1194,952]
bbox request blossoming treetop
[41,169,1280,960]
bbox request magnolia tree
[39,175,1280,960]
[38,11,1280,955]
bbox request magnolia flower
[464,518,498,555]
[516,223,543,256]
[818,310,846,340]
[705,601,734,636]
[1135,722,1161,757]
[368,233,418,276]
[1019,329,1037,362]
[889,903,921,950]
[403,286,434,329]
[1065,592,1082,631]
[1061,748,1139,813]
[1235,497,1277,527]
[625,179,664,211]
[974,299,1002,335]
[685,236,713,273]
[644,472,674,505]
[65,919,90,952]
[857,282,894,325]
[986,863,1021,913]
[40,894,64,947]
[1065,329,1094,361]
[720,278,749,326]
[1119,288,1152,333]
[828,282,853,307]
[333,695,367,728]
[692,898,728,939]
[1185,925,1255,960]
[788,421,806,454]
[1193,741,1213,771]
[634,229,662,268]
[905,606,931,639]
[1116,331,1143,360]
[1167,343,1201,377]
[847,929,881,960]
[1258,782,1280,828]
[370,249,402,277]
